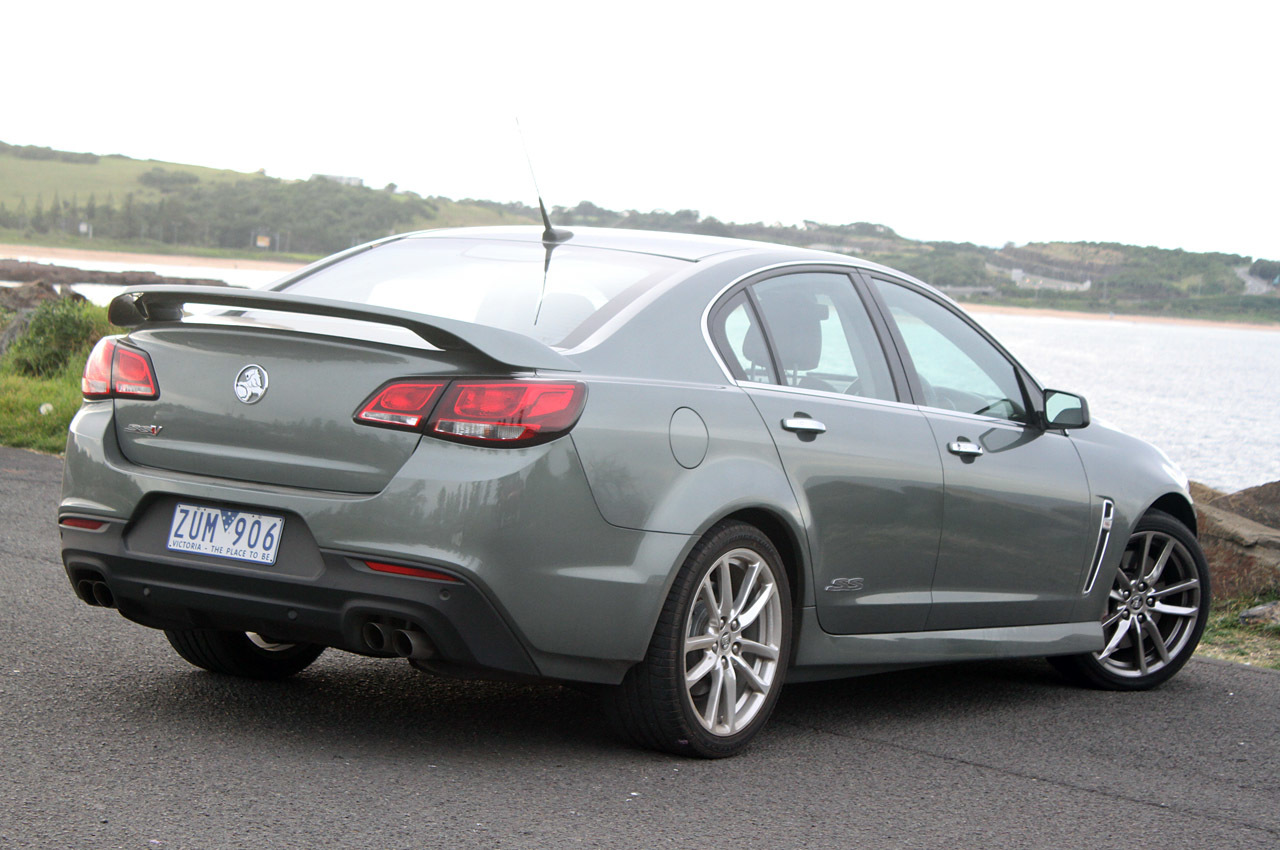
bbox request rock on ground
[1191,481,1280,597]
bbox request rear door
[864,275,1095,629]
[709,269,944,634]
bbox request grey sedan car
[59,226,1209,757]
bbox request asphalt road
[2,445,1277,849]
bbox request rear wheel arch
[721,507,807,617]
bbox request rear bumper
[61,521,537,677]
[60,403,693,685]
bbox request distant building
[311,174,364,187]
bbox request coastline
[0,243,307,274]
[961,302,1280,332]
[2,242,1275,331]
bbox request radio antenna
[515,118,572,245]
[516,118,572,326]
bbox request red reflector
[364,560,460,582]
[354,382,445,430]
[430,381,586,445]
[60,517,107,530]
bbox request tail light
[82,336,160,400]
[431,381,586,445]
[355,382,445,429]
[353,379,586,446]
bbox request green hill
[0,141,268,209]
[1,140,1276,322]
[0,141,537,257]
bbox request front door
[867,276,1095,629]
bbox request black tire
[605,521,792,758]
[1050,509,1209,690]
[164,629,324,680]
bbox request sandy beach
[964,302,1280,332]
[0,243,307,274]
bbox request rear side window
[712,293,777,384]
[280,237,687,347]
[752,273,896,402]
[709,272,897,402]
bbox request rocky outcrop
[1191,481,1280,598]
[0,278,85,311]
[0,259,227,291]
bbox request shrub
[4,299,114,377]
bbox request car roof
[406,225,828,263]
[401,225,939,299]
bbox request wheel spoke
[720,660,738,731]
[1144,537,1175,585]
[732,655,767,693]
[736,579,776,630]
[1152,578,1199,599]
[701,663,723,726]
[686,653,716,686]
[732,558,763,620]
[1134,619,1149,674]
[1143,619,1171,664]
[698,581,719,627]
[685,634,718,653]
[737,638,779,661]
[716,560,733,621]
[1152,602,1197,618]
[1099,615,1133,660]
[1101,608,1126,629]
[1136,532,1153,581]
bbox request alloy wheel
[1096,529,1203,678]
[682,547,784,736]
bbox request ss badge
[825,577,865,592]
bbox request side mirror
[1041,389,1090,430]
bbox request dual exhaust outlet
[361,621,435,660]
[76,579,116,609]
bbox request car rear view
[58,232,693,686]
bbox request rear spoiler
[108,285,580,373]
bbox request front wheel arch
[1147,492,1197,537]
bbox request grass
[1196,590,1280,670]
[0,357,85,453]
[0,301,119,453]
[0,150,267,210]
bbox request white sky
[7,1,1277,258]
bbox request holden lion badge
[233,364,269,404]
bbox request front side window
[873,278,1028,421]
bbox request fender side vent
[1082,499,1115,594]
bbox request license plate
[166,503,285,565]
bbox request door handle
[947,439,984,457]
[782,417,827,435]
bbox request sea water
[976,311,1280,492]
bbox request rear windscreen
[278,237,688,347]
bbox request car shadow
[94,652,1075,760]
